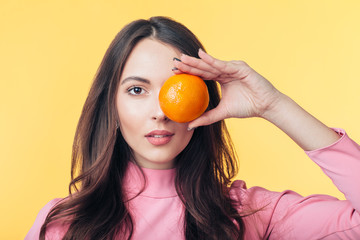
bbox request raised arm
[174,50,360,238]
[173,49,340,150]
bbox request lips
[145,130,174,146]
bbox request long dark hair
[40,16,245,240]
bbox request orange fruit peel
[159,73,209,123]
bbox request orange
[159,73,209,123]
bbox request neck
[123,161,178,199]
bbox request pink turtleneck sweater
[25,128,360,239]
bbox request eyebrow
[120,76,151,85]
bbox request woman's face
[116,38,194,169]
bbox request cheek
[176,125,194,148]
[117,99,146,135]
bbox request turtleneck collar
[123,161,178,199]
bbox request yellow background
[1,0,360,239]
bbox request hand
[173,49,283,129]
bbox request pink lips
[145,130,174,146]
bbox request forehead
[120,38,181,82]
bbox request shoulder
[229,180,286,210]
[229,179,338,218]
[40,198,63,216]
[25,198,65,240]
[229,180,288,226]
[229,180,285,237]
[229,180,354,239]
[229,180,312,237]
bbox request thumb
[188,107,227,130]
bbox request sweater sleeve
[231,128,360,239]
[305,128,360,212]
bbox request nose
[152,96,169,122]
[152,107,168,121]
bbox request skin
[116,38,340,170]
[173,49,340,151]
[116,38,194,170]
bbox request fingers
[173,55,222,80]
[197,49,242,74]
[188,106,227,129]
[199,49,249,77]
[173,49,248,82]
[171,67,183,75]
[197,49,228,72]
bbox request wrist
[259,93,340,150]
[259,91,289,123]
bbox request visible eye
[128,86,146,95]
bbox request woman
[26,16,360,239]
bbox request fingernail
[187,127,195,131]
[172,67,178,71]
[173,57,181,62]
